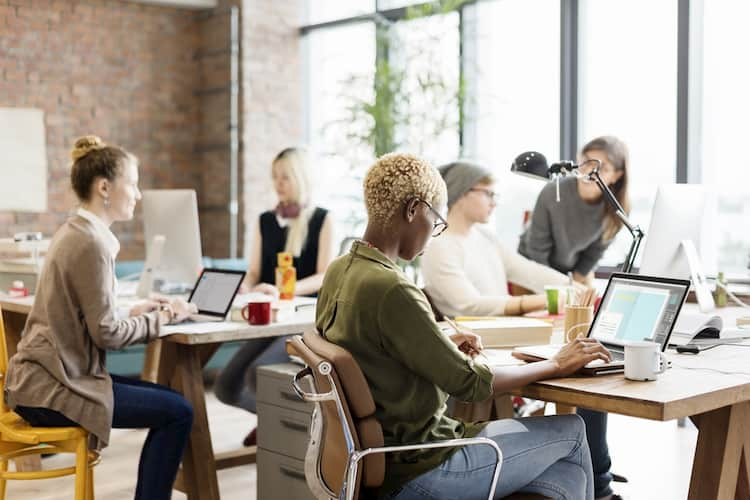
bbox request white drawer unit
[256,363,316,500]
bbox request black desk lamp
[511,151,644,273]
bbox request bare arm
[243,222,262,291]
[493,338,611,393]
[294,214,335,296]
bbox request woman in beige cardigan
[5,136,196,500]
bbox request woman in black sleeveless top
[215,148,335,445]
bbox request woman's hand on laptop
[553,338,612,377]
[129,300,162,317]
[169,297,198,324]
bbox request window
[305,22,376,237]
[469,0,560,247]
[305,1,374,25]
[701,1,750,274]
[578,0,678,267]
[390,11,461,165]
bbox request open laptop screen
[589,274,690,348]
[188,269,246,316]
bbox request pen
[444,317,483,357]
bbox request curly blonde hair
[363,153,447,225]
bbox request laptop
[181,268,246,323]
[513,273,691,375]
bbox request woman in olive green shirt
[315,153,611,500]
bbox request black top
[259,207,328,288]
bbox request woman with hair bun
[5,136,196,500]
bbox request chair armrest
[355,436,502,463]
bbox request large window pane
[579,0,678,268]
[702,1,750,275]
[304,1,374,25]
[470,0,560,247]
[305,23,376,238]
[390,11,461,164]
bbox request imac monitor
[639,184,717,312]
[142,189,203,289]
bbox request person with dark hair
[214,147,335,447]
[518,136,631,285]
[517,136,631,500]
[5,135,196,500]
[317,152,610,500]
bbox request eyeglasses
[414,197,448,237]
[469,188,498,202]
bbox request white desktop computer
[141,189,203,291]
[639,184,718,312]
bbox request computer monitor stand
[137,235,166,299]
[680,239,715,313]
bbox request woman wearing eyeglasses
[518,136,630,285]
[317,153,606,499]
[421,161,571,319]
[517,138,631,500]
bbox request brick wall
[0,0,304,261]
[0,0,201,259]
[240,0,304,259]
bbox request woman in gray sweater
[517,135,631,500]
[6,136,196,500]
[518,136,630,285]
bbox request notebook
[513,273,690,375]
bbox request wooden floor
[7,392,698,499]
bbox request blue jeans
[578,408,612,498]
[15,374,193,500]
[214,335,291,413]
[383,415,593,500]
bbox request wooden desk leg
[141,339,162,383]
[555,404,577,414]
[173,344,220,500]
[688,401,750,500]
[2,310,42,473]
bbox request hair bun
[71,135,105,162]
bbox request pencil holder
[564,305,594,342]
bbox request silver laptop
[513,273,690,375]
[181,268,246,323]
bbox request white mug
[624,341,668,381]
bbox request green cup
[545,285,559,314]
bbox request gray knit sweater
[518,176,609,275]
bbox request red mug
[242,301,271,325]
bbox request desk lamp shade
[510,151,550,180]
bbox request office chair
[0,307,99,499]
[287,330,551,500]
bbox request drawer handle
[280,419,309,433]
[279,465,306,481]
[281,390,302,402]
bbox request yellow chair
[0,307,99,499]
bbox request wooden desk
[156,312,315,500]
[505,342,750,499]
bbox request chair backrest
[287,330,385,498]
[0,307,9,415]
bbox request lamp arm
[588,167,645,273]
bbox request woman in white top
[421,162,622,500]
[421,161,570,318]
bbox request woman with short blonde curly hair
[315,153,606,500]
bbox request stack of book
[456,316,554,348]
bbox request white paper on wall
[0,107,47,212]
